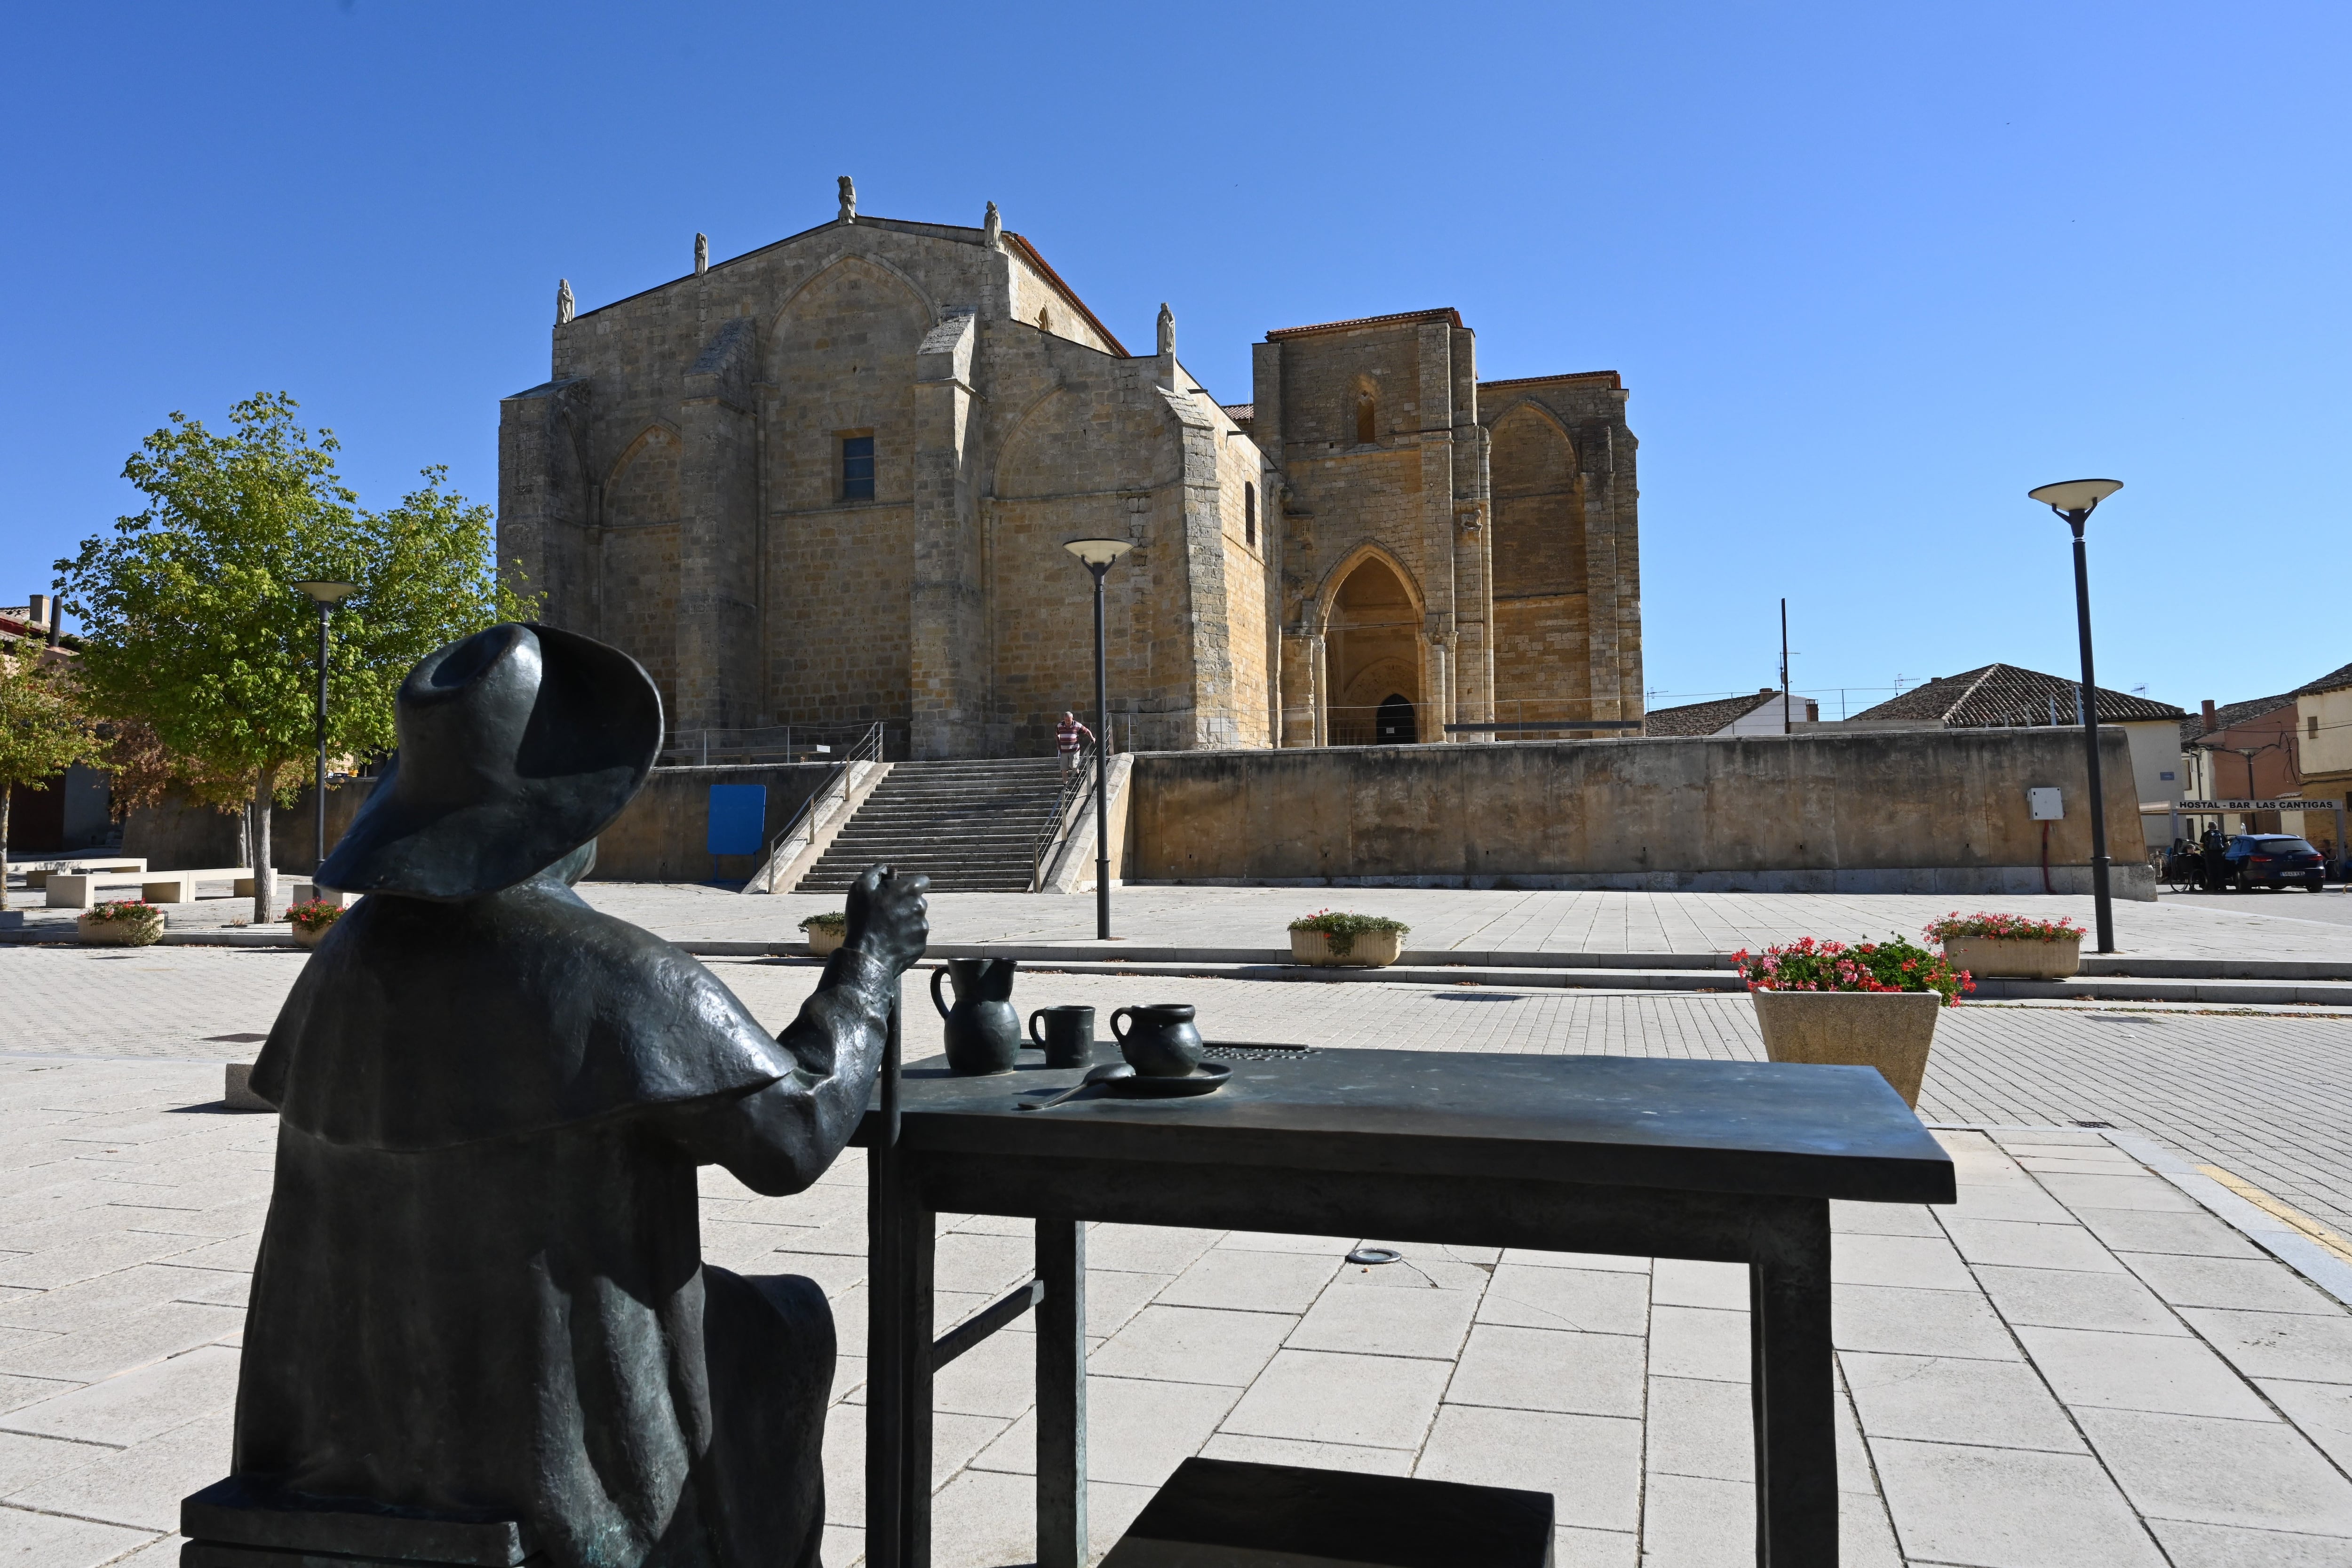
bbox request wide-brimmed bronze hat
[317,623,663,900]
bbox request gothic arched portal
[1326,553,1422,745]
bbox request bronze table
[857,1045,1954,1568]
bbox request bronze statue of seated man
[189,623,923,1568]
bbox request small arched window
[1037,307,1052,332]
[1244,482,1257,548]
[1354,389,1377,445]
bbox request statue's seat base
[179,1478,539,1568]
[1098,1457,1556,1567]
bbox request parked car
[2222,834,2328,892]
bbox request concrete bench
[25,860,145,891]
[46,874,107,910]
[141,867,256,904]
[49,866,254,909]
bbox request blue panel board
[707,785,767,856]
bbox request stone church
[498,186,1642,758]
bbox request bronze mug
[1028,1005,1096,1069]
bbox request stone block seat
[23,859,145,889]
[180,1476,539,1568]
[1099,1457,1556,1567]
[143,868,256,904]
[47,866,257,909]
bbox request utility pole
[1780,598,1791,736]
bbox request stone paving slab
[6,1054,2352,1568]
[5,892,2352,1564]
[9,876,2352,962]
[14,940,2352,1234]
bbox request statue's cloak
[235,877,835,1568]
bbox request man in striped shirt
[1056,711,1093,772]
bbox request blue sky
[4,1,2345,715]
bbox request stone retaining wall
[1126,729,2158,899]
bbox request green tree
[0,641,98,912]
[57,393,533,923]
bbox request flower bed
[288,899,344,949]
[1287,910,1410,968]
[1920,913,2081,944]
[79,899,163,947]
[1921,912,2084,980]
[1732,936,1971,1005]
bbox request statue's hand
[843,865,929,975]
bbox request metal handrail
[660,720,896,768]
[1030,743,1099,892]
[750,722,884,892]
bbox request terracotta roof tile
[2183,692,2297,746]
[2294,661,2352,698]
[1850,664,2183,729]
[1478,371,1623,391]
[1643,689,1781,736]
[1266,308,1463,341]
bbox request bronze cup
[1027,1005,1096,1070]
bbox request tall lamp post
[1063,538,1133,940]
[2026,479,2122,953]
[290,581,356,872]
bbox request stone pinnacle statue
[1157,301,1176,358]
[556,277,574,325]
[983,200,1002,250]
[837,174,857,223]
[695,232,709,275]
[184,623,928,1568]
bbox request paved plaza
[4,885,2352,1565]
[11,877,2352,963]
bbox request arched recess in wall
[604,424,682,526]
[985,384,1180,750]
[764,250,938,347]
[1319,547,1424,745]
[766,254,934,510]
[1486,402,1585,597]
[598,423,684,713]
[990,384,1178,500]
[1351,375,1379,446]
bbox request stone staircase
[795,757,1082,893]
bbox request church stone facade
[498,197,1641,759]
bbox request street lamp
[290,580,357,872]
[1063,538,1133,940]
[2026,479,2123,953]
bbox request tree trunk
[253,768,277,924]
[0,789,12,913]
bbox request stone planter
[1750,989,1941,1108]
[77,913,162,947]
[292,922,334,949]
[803,925,846,957]
[1290,928,1405,968]
[1942,934,2082,980]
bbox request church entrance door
[1327,555,1423,746]
[1375,693,1417,744]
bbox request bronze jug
[931,957,1022,1075]
[1110,1002,1204,1078]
